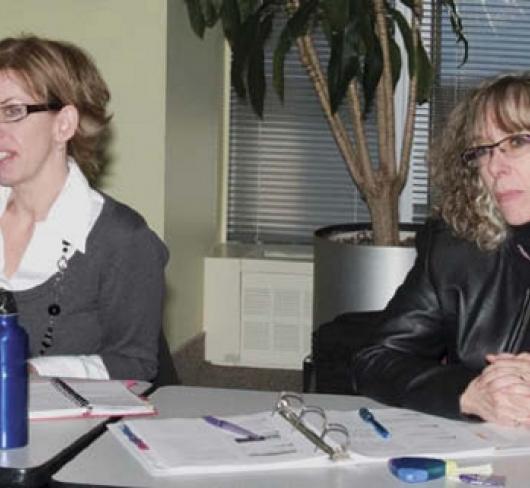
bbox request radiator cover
[203,244,313,370]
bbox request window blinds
[227,21,368,245]
[433,1,530,132]
[227,1,528,245]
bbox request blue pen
[203,415,265,441]
[359,407,390,439]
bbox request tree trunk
[365,184,401,245]
[291,0,406,247]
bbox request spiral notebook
[29,378,155,420]
[107,392,526,477]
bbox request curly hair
[430,72,530,250]
[0,35,111,182]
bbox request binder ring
[273,391,350,461]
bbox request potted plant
[184,1,467,321]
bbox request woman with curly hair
[352,73,530,426]
[0,35,168,381]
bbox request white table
[0,380,152,487]
[51,385,530,488]
[0,414,105,487]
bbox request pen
[203,415,265,441]
[120,423,149,450]
[459,474,506,486]
[359,407,390,439]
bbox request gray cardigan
[13,193,169,381]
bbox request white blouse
[0,160,109,379]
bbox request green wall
[164,1,222,348]
[0,0,167,236]
[0,0,223,350]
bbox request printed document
[108,407,530,476]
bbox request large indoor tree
[185,0,467,245]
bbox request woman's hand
[460,352,530,426]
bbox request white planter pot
[313,223,420,330]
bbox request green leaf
[231,11,259,99]
[389,7,415,78]
[323,0,381,115]
[327,32,344,113]
[272,0,318,101]
[361,35,383,116]
[328,28,360,114]
[319,15,332,44]
[415,33,434,104]
[272,29,292,102]
[221,0,241,45]
[287,0,318,36]
[201,0,221,27]
[237,0,260,21]
[388,36,402,90]
[184,0,206,38]
[230,59,246,99]
[247,14,273,118]
[341,29,361,107]
[441,0,468,65]
[321,0,349,32]
[350,0,382,114]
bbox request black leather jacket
[352,219,530,419]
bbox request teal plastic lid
[388,457,446,483]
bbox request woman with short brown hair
[0,35,168,381]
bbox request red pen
[120,424,149,450]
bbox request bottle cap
[388,457,446,483]
[0,289,17,314]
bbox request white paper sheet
[108,407,530,477]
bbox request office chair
[151,330,180,389]
[312,311,383,395]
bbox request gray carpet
[173,333,304,392]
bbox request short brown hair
[0,35,111,181]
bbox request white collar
[0,159,104,290]
[0,159,97,253]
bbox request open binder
[108,391,530,477]
[29,378,155,420]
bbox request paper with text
[109,406,530,477]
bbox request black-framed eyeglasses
[461,133,530,168]
[0,103,63,123]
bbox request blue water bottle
[0,289,28,448]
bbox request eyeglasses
[0,103,63,123]
[461,133,530,168]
